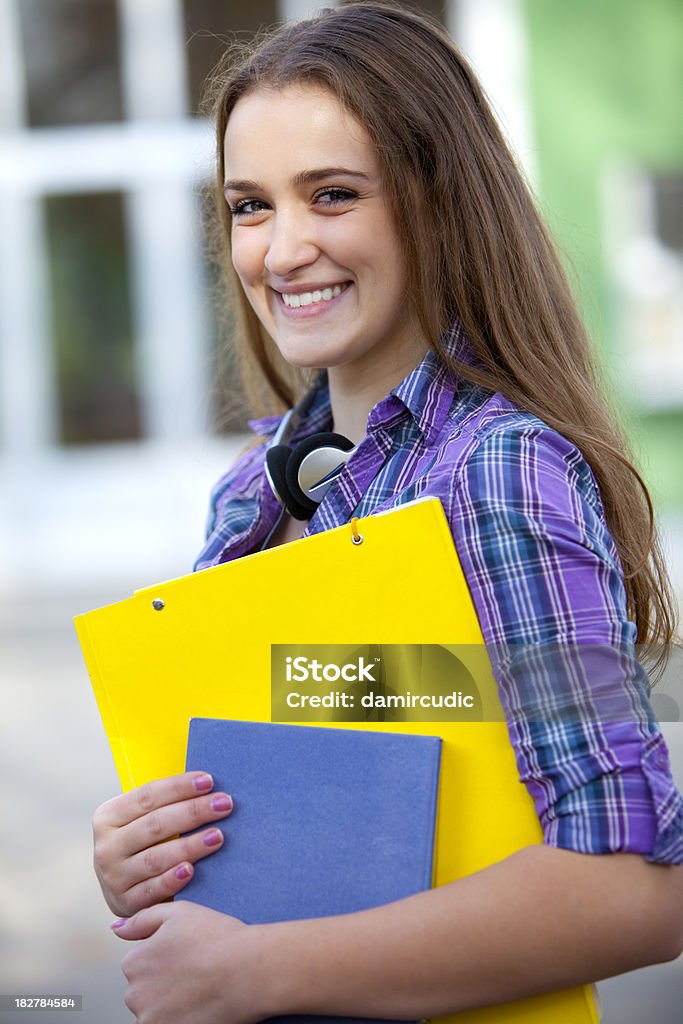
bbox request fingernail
[193,774,213,792]
[211,795,233,812]
[111,919,128,930]
[175,863,192,880]
[203,829,223,848]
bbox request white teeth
[281,284,345,308]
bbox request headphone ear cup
[284,432,354,517]
[283,449,318,520]
[265,444,314,521]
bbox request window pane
[45,192,141,444]
[184,0,280,116]
[18,0,123,126]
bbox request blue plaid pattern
[195,326,683,863]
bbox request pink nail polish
[203,829,223,848]
[175,864,192,880]
[193,774,213,792]
[111,919,128,929]
[211,795,233,812]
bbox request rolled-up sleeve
[449,419,683,863]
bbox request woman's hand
[107,847,683,1023]
[112,902,263,1024]
[93,772,234,917]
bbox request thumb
[110,903,174,941]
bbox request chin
[276,350,322,370]
[274,342,340,370]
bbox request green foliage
[523,0,683,507]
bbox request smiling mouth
[279,283,350,309]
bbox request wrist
[244,921,303,1019]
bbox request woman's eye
[315,188,357,207]
[228,199,268,218]
[227,189,357,217]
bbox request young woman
[93,4,683,1021]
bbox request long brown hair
[204,1,677,653]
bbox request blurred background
[0,0,681,1021]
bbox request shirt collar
[369,321,471,444]
[385,350,456,444]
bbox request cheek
[340,216,405,286]
[230,231,265,289]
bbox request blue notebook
[180,718,441,1024]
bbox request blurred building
[0,0,680,602]
[0,0,484,598]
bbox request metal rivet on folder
[152,598,165,611]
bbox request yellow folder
[76,497,599,1023]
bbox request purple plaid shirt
[196,326,683,864]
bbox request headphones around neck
[264,390,357,521]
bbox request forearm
[252,846,683,1020]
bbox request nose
[263,207,319,278]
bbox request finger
[111,903,174,941]
[124,825,227,888]
[120,858,202,914]
[116,792,233,859]
[94,771,216,831]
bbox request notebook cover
[180,717,442,1024]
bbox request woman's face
[223,83,425,379]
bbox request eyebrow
[223,167,372,194]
